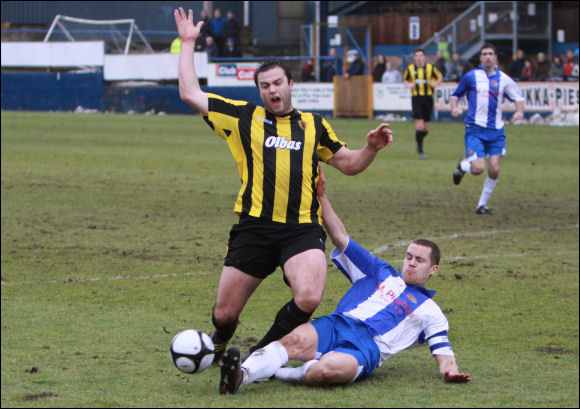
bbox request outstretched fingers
[444,371,471,383]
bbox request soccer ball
[170,329,215,374]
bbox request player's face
[257,66,294,115]
[414,52,426,67]
[401,243,438,286]
[480,48,497,70]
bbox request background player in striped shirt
[218,167,470,394]
[174,7,394,370]
[450,44,524,215]
[404,49,443,160]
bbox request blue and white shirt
[451,65,524,130]
[331,238,454,366]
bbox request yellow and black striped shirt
[404,63,442,96]
[203,93,345,224]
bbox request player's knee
[212,304,238,325]
[488,166,500,179]
[304,363,342,386]
[293,290,322,313]
[471,163,485,174]
[280,331,306,353]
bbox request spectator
[223,37,241,58]
[437,36,451,61]
[563,49,577,80]
[223,10,242,49]
[509,49,526,80]
[204,35,219,59]
[534,52,550,81]
[381,61,402,83]
[548,55,564,80]
[321,48,341,82]
[345,51,364,78]
[301,59,316,82]
[448,52,467,82]
[195,9,211,52]
[170,37,181,54]
[209,8,227,56]
[435,50,448,79]
[372,54,387,82]
[519,60,535,81]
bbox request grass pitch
[1,111,578,407]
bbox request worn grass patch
[1,111,578,407]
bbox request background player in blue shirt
[218,167,471,394]
[450,44,524,215]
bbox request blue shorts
[311,313,380,381]
[464,125,506,160]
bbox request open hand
[444,371,471,383]
[174,7,205,42]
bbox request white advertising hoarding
[1,41,105,67]
[373,83,412,111]
[103,52,208,81]
[206,62,259,86]
[291,83,334,111]
[434,82,579,112]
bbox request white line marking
[2,225,578,287]
[1,271,212,287]
[388,250,579,265]
[372,224,579,254]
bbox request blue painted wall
[1,72,263,114]
[1,72,104,111]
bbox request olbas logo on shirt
[265,136,302,151]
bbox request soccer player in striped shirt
[450,44,524,215]
[404,49,443,160]
[218,167,470,394]
[174,7,394,372]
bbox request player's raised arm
[174,7,209,114]
[327,123,393,176]
[316,166,349,252]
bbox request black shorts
[411,95,434,121]
[224,216,327,279]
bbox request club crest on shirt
[298,120,307,131]
[407,294,418,304]
[491,80,498,88]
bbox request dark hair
[254,59,293,87]
[412,239,441,266]
[480,43,497,55]
[414,48,425,55]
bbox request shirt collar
[477,64,499,76]
[396,269,437,298]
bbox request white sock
[240,341,289,386]
[274,360,318,383]
[477,176,498,208]
[460,158,471,173]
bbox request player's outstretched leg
[453,159,466,185]
[219,347,243,395]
